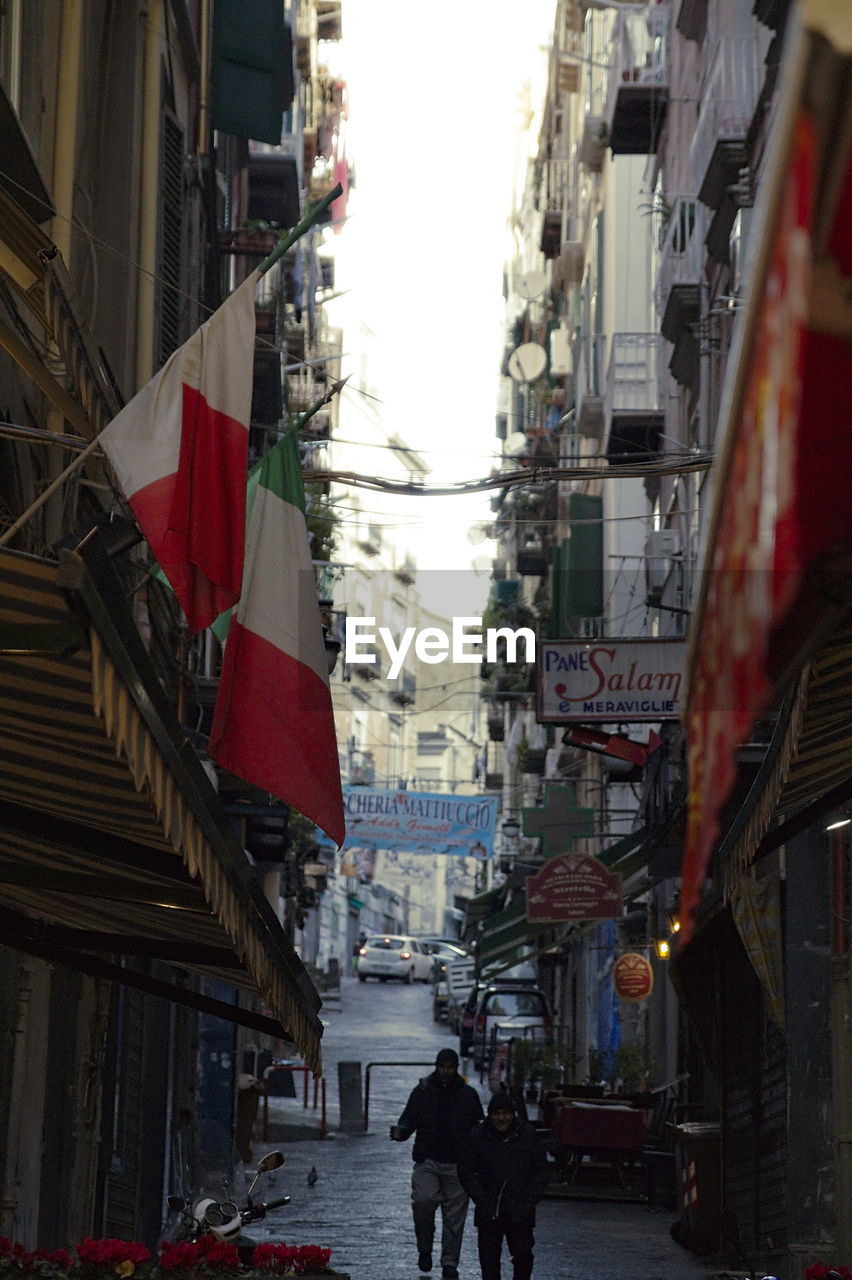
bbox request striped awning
[720,630,852,901]
[0,545,323,1073]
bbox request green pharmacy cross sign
[521,784,594,857]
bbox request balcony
[606,6,669,155]
[556,240,584,289]
[605,333,663,460]
[389,672,416,707]
[574,334,606,438]
[517,538,547,577]
[690,36,759,209]
[657,197,703,342]
[539,156,570,258]
[658,198,703,387]
[579,114,607,170]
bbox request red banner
[681,113,818,940]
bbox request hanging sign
[537,638,687,722]
[339,788,498,856]
[525,852,622,922]
[613,952,654,1002]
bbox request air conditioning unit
[550,325,573,376]
[645,530,681,595]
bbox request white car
[356,935,434,984]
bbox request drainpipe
[45,0,85,542]
[831,830,852,1257]
[137,0,163,387]
[53,0,83,269]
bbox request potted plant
[614,1043,654,1094]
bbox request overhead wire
[306,453,712,496]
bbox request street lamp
[499,813,522,875]
[501,814,521,842]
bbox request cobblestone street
[246,975,716,1280]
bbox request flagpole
[257,183,344,277]
[0,433,104,548]
[1,183,345,550]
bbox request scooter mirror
[167,1196,186,1212]
[256,1151,285,1173]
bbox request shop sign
[525,852,622,922]
[613,952,654,1002]
[339,788,498,856]
[538,638,686,722]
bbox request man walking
[391,1047,484,1279]
[457,1093,550,1280]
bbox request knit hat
[487,1092,517,1115]
[435,1048,460,1068]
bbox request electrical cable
[307,453,712,496]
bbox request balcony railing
[690,36,759,201]
[606,333,663,415]
[605,5,669,153]
[541,156,570,213]
[656,197,704,316]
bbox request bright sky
[322,0,555,604]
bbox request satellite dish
[472,555,492,574]
[467,524,489,546]
[507,342,547,384]
[504,432,529,457]
[517,270,548,300]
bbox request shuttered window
[158,109,184,366]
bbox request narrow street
[249,976,717,1280]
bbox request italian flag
[100,272,258,633]
[209,430,345,847]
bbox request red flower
[158,1243,202,1272]
[293,1245,332,1274]
[250,1244,298,1272]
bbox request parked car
[447,956,478,1034]
[458,981,487,1055]
[418,938,472,981]
[468,982,554,1069]
[432,977,450,1022]
[356,934,433,984]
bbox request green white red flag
[100,272,258,632]
[209,430,345,847]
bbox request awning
[0,542,324,1073]
[461,883,505,941]
[716,631,852,900]
[680,8,852,939]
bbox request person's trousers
[411,1159,470,1267]
[476,1217,535,1280]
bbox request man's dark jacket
[457,1117,550,1226]
[396,1070,483,1162]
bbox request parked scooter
[166,1151,291,1263]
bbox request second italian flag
[209,430,345,848]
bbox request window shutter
[158,109,184,367]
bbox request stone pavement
[245,974,716,1280]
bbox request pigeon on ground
[307,1166,318,1187]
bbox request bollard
[337,1060,364,1132]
